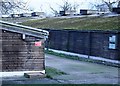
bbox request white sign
[109,43,116,49]
[109,35,116,43]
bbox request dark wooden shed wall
[1,30,45,72]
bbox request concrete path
[45,54,119,84]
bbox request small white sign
[109,43,116,49]
[109,35,116,43]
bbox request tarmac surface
[1,54,120,84]
[45,54,119,84]
[2,77,59,84]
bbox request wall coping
[0,20,49,39]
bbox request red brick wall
[1,30,45,72]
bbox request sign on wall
[35,41,42,46]
[108,35,117,49]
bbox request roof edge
[0,20,49,39]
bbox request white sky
[22,0,118,15]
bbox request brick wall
[46,30,120,60]
[90,32,119,60]
[118,33,120,60]
[1,30,45,72]
[48,30,69,51]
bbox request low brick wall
[1,30,45,72]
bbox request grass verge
[45,50,119,68]
[21,16,120,30]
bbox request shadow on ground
[1,76,60,84]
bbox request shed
[20,13,32,17]
[11,14,21,18]
[65,10,76,16]
[1,15,11,18]
[80,9,87,15]
[0,21,49,76]
[31,12,45,17]
[112,7,120,14]
[59,11,65,16]
[80,9,98,15]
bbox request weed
[45,66,67,79]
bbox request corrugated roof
[0,20,49,39]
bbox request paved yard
[45,54,119,84]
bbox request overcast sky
[22,0,117,15]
